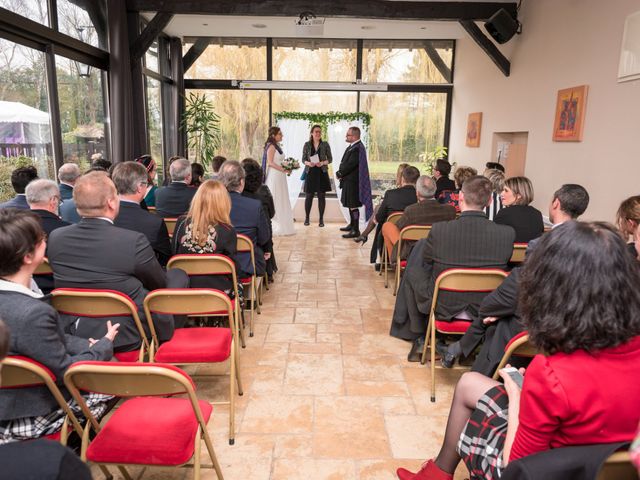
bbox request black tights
[305,192,326,220]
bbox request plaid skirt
[457,385,509,480]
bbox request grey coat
[301,140,333,174]
[0,291,113,420]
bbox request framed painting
[465,112,482,147]
[552,85,588,142]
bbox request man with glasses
[26,179,70,236]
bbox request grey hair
[218,160,245,191]
[25,179,60,205]
[169,158,191,182]
[416,175,436,199]
[58,163,81,183]
[111,161,148,195]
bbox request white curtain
[276,118,311,209]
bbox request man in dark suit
[433,159,456,199]
[0,166,38,210]
[48,171,189,352]
[390,175,515,361]
[112,161,172,266]
[57,163,80,202]
[336,126,369,238]
[220,160,270,276]
[155,157,196,218]
[25,179,70,236]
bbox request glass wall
[57,0,108,50]
[272,90,357,114]
[146,77,164,169]
[0,0,48,26]
[273,39,357,82]
[184,38,267,80]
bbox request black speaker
[484,8,519,44]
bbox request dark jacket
[229,191,270,276]
[434,176,456,199]
[375,185,417,224]
[115,200,172,267]
[494,204,544,243]
[302,140,333,174]
[0,194,29,210]
[58,183,74,201]
[336,142,361,208]
[0,290,112,420]
[59,198,81,224]
[31,209,71,237]
[155,182,197,218]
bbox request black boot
[340,209,354,231]
[342,210,361,238]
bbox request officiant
[301,124,333,227]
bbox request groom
[336,126,373,239]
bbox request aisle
[94,222,466,480]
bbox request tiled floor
[92,223,469,480]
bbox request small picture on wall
[552,85,588,142]
[465,112,482,147]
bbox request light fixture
[74,26,93,77]
[239,80,388,91]
[252,23,267,29]
[294,11,325,36]
[361,25,375,30]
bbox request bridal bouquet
[281,157,301,176]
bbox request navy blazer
[155,182,196,218]
[229,191,270,275]
[59,198,81,223]
[58,183,74,201]
[0,194,29,210]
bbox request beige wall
[449,0,640,222]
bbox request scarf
[261,141,283,181]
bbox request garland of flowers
[273,111,372,130]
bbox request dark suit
[229,191,270,276]
[58,183,74,201]
[155,182,197,218]
[59,198,81,223]
[0,194,29,210]
[494,204,544,243]
[434,176,456,199]
[115,200,172,266]
[31,210,70,295]
[47,218,188,351]
[370,185,418,262]
[390,211,515,340]
[336,142,361,208]
[0,439,93,479]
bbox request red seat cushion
[400,260,407,268]
[155,328,232,363]
[86,397,212,466]
[114,350,141,362]
[435,319,472,334]
[239,277,252,285]
[43,431,61,441]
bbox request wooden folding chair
[381,211,404,286]
[236,234,263,338]
[510,242,528,264]
[34,256,53,275]
[393,225,432,296]
[147,206,157,214]
[164,217,178,238]
[64,362,224,480]
[597,451,637,480]
[492,331,537,380]
[167,254,246,348]
[144,288,243,444]
[420,268,508,402]
[51,288,150,362]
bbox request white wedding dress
[265,149,296,236]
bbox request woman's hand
[104,320,120,342]
[499,365,525,400]
[304,161,313,167]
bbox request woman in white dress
[262,126,296,236]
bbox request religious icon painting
[552,85,588,142]
[465,112,482,147]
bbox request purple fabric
[354,142,374,220]
[261,142,283,182]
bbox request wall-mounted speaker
[485,8,520,44]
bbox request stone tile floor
[92,223,468,480]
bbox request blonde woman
[494,176,544,243]
[172,180,238,292]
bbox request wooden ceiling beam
[424,43,452,82]
[130,11,173,61]
[182,37,211,71]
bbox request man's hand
[482,316,499,325]
[104,320,120,342]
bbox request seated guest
[0,166,38,210]
[90,154,111,171]
[47,171,189,352]
[190,162,205,188]
[26,179,70,236]
[134,154,158,207]
[112,162,172,267]
[433,159,456,199]
[483,168,505,220]
[241,158,277,277]
[155,157,196,218]
[617,195,640,257]
[59,166,109,224]
[494,176,544,243]
[0,209,118,443]
[173,180,238,293]
[210,155,227,180]
[396,221,640,480]
[57,163,80,202]
[219,160,270,276]
[437,184,590,374]
[382,175,457,263]
[485,161,505,173]
[438,166,477,212]
[389,176,515,361]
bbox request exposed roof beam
[126,1,517,21]
[424,43,451,82]
[459,19,510,76]
[130,11,174,61]
[182,37,211,71]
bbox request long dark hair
[309,124,322,144]
[265,126,281,148]
[520,221,640,355]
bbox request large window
[146,77,164,169]
[272,90,357,114]
[57,0,108,50]
[273,39,357,82]
[0,0,48,26]
[184,38,267,80]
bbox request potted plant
[180,92,221,169]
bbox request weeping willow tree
[181,92,221,168]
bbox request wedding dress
[265,149,296,236]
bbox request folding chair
[64,361,224,480]
[420,268,508,401]
[147,206,157,215]
[509,242,528,264]
[164,217,178,238]
[597,451,637,480]
[167,254,246,348]
[51,288,150,362]
[393,225,432,296]
[492,331,537,380]
[236,234,263,338]
[144,288,243,444]
[381,211,404,286]
[34,257,53,275]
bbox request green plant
[181,92,221,169]
[420,146,448,176]
[0,156,35,203]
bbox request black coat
[155,182,197,218]
[494,204,544,243]
[114,200,172,266]
[434,176,456,199]
[336,142,362,208]
[375,185,417,224]
[229,191,270,276]
[0,439,92,479]
[31,210,70,295]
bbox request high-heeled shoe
[353,235,368,246]
[397,460,453,480]
[304,218,310,226]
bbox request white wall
[449,0,640,222]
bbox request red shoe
[397,460,454,480]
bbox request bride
[262,126,296,236]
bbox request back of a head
[616,195,640,235]
[111,161,148,195]
[191,162,205,178]
[212,156,227,173]
[454,166,477,189]
[241,158,263,194]
[416,175,436,199]
[484,169,505,193]
[25,179,59,206]
[554,184,589,219]
[91,158,112,171]
[169,158,191,182]
[11,166,38,194]
[188,180,231,233]
[58,163,81,184]
[0,209,44,277]
[520,221,640,355]
[218,160,245,191]
[504,176,534,205]
[485,161,505,173]
[73,171,117,217]
[401,166,420,185]
[435,159,451,177]
[460,175,492,209]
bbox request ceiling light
[252,23,267,29]
[202,23,208,26]
[361,25,375,30]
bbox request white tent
[0,101,51,145]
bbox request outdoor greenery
[273,111,372,134]
[0,155,34,202]
[181,92,222,169]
